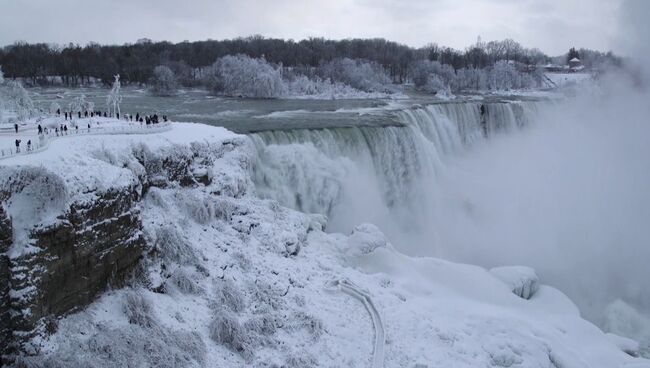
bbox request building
[568,57,584,71]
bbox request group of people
[59,109,112,120]
[14,138,31,153]
[56,108,170,126]
[7,108,171,156]
[134,113,168,125]
[38,123,85,137]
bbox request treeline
[0,36,558,86]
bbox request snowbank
[4,121,647,367]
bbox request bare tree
[106,74,123,117]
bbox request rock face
[0,184,144,363]
[0,205,12,364]
[0,128,250,364]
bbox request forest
[0,36,621,87]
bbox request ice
[490,266,540,300]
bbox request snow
[545,72,593,88]
[7,120,648,367]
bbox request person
[117,112,120,120]
[64,125,68,134]
[15,139,21,153]
[14,123,18,133]
[27,140,31,152]
[135,113,139,122]
[75,125,78,133]
[57,108,61,115]
[65,112,68,120]
[55,127,59,137]
[85,111,88,117]
[129,115,133,122]
[78,111,81,119]
[87,122,91,131]
[91,112,94,117]
[38,124,43,135]
[104,112,107,117]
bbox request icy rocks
[606,333,641,357]
[345,223,389,258]
[489,266,539,300]
[307,213,328,232]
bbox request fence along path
[0,121,172,161]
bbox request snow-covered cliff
[0,122,647,367]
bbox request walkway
[0,120,172,161]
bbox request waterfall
[250,100,543,234]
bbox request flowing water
[250,100,543,241]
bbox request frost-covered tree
[149,65,179,96]
[407,60,456,93]
[204,55,285,98]
[487,61,538,90]
[283,73,370,98]
[82,99,95,114]
[4,80,35,121]
[49,101,61,114]
[489,61,519,90]
[70,94,84,112]
[317,58,392,93]
[70,94,95,114]
[455,68,489,91]
[106,74,123,116]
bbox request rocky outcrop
[1,185,144,363]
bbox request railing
[0,122,172,161]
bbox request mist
[403,0,650,329]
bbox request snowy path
[327,279,385,368]
[0,122,172,161]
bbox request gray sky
[0,0,626,55]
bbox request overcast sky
[0,0,629,55]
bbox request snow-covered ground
[3,121,648,367]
